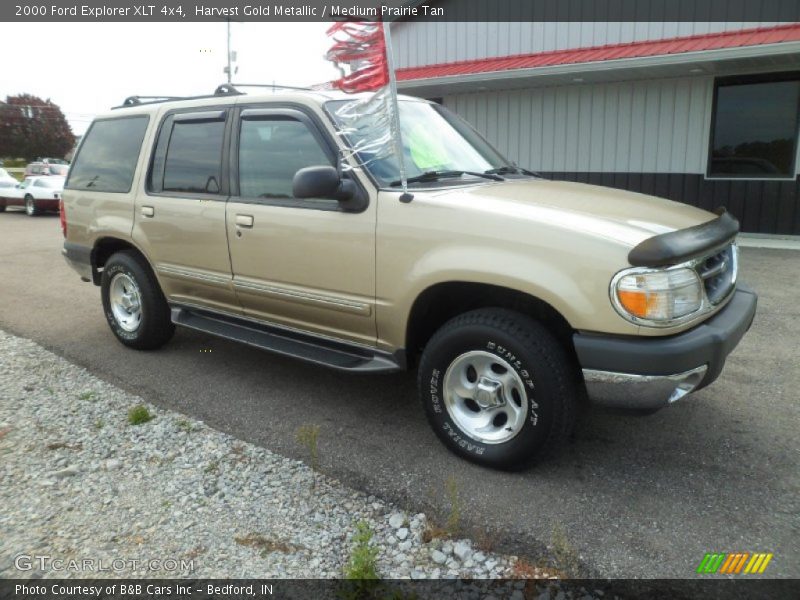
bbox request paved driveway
[0,212,797,578]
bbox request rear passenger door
[132,108,240,314]
[225,106,377,346]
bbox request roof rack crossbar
[226,83,313,92]
[121,95,190,107]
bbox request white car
[0,176,66,216]
[0,168,17,189]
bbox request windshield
[326,99,511,187]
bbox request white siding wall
[444,77,715,174]
[393,21,781,69]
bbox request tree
[0,94,75,161]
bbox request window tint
[238,118,332,199]
[67,117,148,192]
[709,76,800,178]
[163,120,225,194]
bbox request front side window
[163,119,225,194]
[238,118,332,199]
[66,117,148,192]
[709,74,800,178]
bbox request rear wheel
[24,194,40,216]
[418,308,576,469]
[0,202,6,212]
[101,250,175,350]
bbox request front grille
[695,243,737,305]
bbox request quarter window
[66,116,148,193]
[238,118,332,199]
[709,74,800,178]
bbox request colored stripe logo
[697,552,773,574]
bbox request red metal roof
[396,23,800,81]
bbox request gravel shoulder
[0,329,551,581]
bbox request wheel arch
[91,237,152,286]
[405,281,578,368]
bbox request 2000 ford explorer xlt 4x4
[62,86,757,469]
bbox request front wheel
[418,308,576,469]
[101,250,175,350]
[24,195,40,216]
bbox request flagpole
[382,21,412,202]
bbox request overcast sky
[0,22,340,136]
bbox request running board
[170,307,404,373]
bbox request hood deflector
[628,210,739,267]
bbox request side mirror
[293,166,355,202]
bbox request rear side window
[66,116,149,193]
[149,111,226,195]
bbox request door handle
[141,206,155,218]
[235,214,254,228]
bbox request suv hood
[432,179,716,247]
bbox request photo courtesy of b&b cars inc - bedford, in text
[0,1,798,599]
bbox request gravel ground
[0,329,575,588]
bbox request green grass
[344,521,379,580]
[127,404,153,426]
[296,424,321,488]
[79,391,97,401]
[177,419,195,433]
[443,475,461,536]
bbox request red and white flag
[324,21,409,194]
[325,22,389,93]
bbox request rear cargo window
[66,116,149,193]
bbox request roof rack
[224,82,313,92]
[114,83,313,110]
[120,95,189,107]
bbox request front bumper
[575,285,757,411]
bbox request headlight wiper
[390,169,503,186]
[484,165,540,177]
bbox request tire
[101,250,175,350]
[418,308,576,469]
[24,195,40,216]
[0,202,6,212]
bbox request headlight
[612,267,702,325]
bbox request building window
[708,73,800,179]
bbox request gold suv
[62,85,757,468]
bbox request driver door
[225,106,377,346]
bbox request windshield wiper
[390,170,503,187]
[484,165,540,177]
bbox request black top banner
[3,0,800,23]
